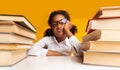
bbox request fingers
[64,20,73,30]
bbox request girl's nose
[57,23,63,28]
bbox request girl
[28,10,83,56]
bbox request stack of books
[82,6,120,67]
[0,15,36,66]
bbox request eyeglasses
[50,18,67,27]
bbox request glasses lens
[51,22,57,26]
[60,18,67,24]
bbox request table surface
[0,56,120,70]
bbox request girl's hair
[44,10,78,36]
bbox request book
[82,29,120,42]
[0,20,36,39]
[83,51,120,67]
[93,6,120,18]
[86,17,120,33]
[0,33,33,44]
[81,41,120,52]
[0,49,27,66]
[0,14,36,32]
[0,44,32,50]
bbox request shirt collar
[53,36,71,47]
[53,36,68,44]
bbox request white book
[94,6,120,18]
[0,49,27,66]
[83,29,120,42]
[0,33,33,44]
[0,20,36,39]
[83,51,120,67]
[0,14,36,32]
[86,17,120,33]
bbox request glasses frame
[50,18,67,27]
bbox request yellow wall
[0,0,120,42]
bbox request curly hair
[44,10,77,36]
[48,10,70,26]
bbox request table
[0,56,120,70]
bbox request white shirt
[28,36,82,56]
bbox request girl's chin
[55,33,65,37]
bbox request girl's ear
[70,25,77,35]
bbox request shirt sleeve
[28,37,48,56]
[68,36,82,56]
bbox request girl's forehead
[52,14,65,21]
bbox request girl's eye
[51,22,58,26]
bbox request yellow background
[0,0,120,42]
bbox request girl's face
[51,14,66,38]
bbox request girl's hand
[64,21,73,30]
[63,20,73,38]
